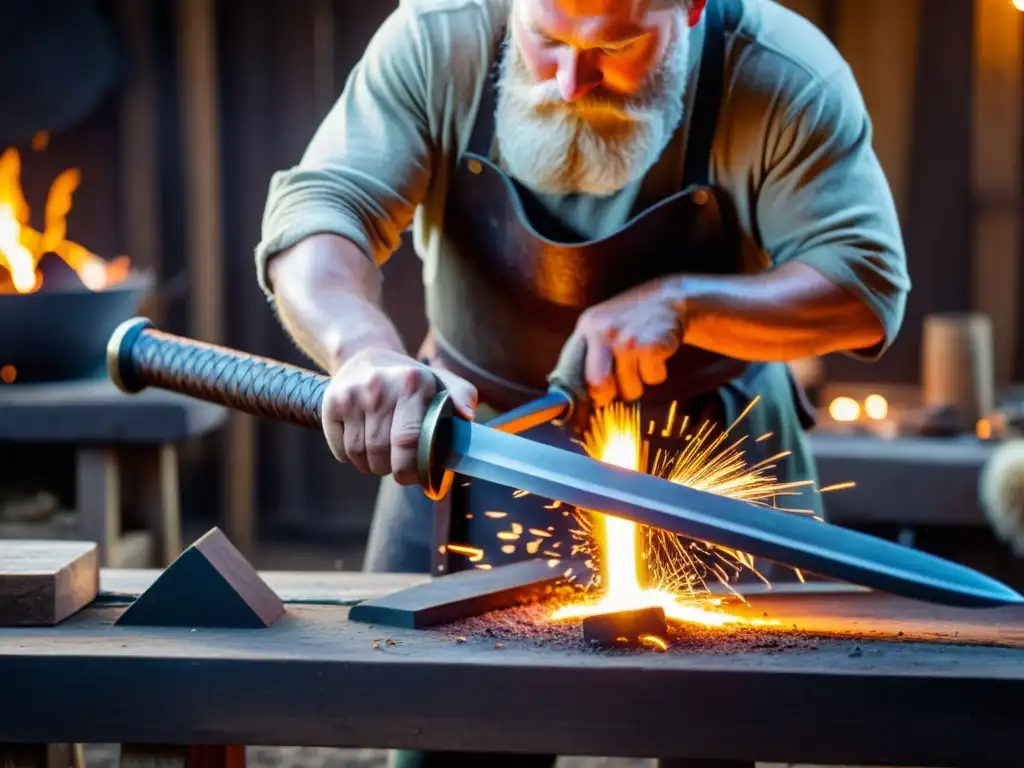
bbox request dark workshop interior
[1,1,1023,767]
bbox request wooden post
[972,0,1023,388]
[176,0,257,556]
[832,0,921,221]
[114,0,164,323]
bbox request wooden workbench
[1,570,1022,767]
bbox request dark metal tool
[484,334,590,435]
[106,318,1024,608]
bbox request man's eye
[534,32,561,48]
[600,41,637,56]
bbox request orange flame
[0,145,130,294]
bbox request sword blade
[442,418,1024,608]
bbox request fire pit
[0,147,152,383]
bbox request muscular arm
[690,62,911,365]
[267,234,407,375]
[669,260,885,362]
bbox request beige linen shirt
[255,0,910,359]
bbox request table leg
[138,444,183,566]
[120,745,245,768]
[0,744,75,768]
[75,447,121,567]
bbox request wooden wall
[39,0,1021,547]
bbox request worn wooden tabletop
[1,570,1022,766]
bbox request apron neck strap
[681,0,729,189]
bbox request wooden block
[115,527,284,629]
[349,559,571,629]
[0,540,98,626]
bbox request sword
[106,317,1024,608]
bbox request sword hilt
[107,318,456,500]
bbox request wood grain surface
[0,540,98,625]
[0,590,1021,765]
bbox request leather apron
[364,0,811,579]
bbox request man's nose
[557,49,600,102]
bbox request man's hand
[574,280,683,406]
[321,349,477,485]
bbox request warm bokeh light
[864,394,889,421]
[977,418,993,440]
[829,396,861,423]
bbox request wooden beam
[832,0,921,221]
[114,0,163,323]
[176,0,257,555]
[973,0,1024,386]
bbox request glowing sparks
[442,394,853,645]
[639,634,669,652]
[447,544,485,563]
[550,399,819,628]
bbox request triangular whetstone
[115,527,285,628]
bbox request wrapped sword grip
[107,317,329,430]
[107,317,457,501]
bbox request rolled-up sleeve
[757,64,911,361]
[255,5,437,294]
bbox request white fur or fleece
[980,441,1024,557]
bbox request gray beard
[493,15,690,197]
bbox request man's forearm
[667,261,886,361]
[266,234,406,374]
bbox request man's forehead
[521,0,655,36]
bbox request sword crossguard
[418,391,456,501]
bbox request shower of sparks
[443,395,854,634]
[550,397,850,628]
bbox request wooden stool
[0,379,227,567]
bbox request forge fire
[0,139,130,295]
[445,399,855,649]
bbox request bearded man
[258,0,909,764]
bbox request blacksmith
[258,0,908,761]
